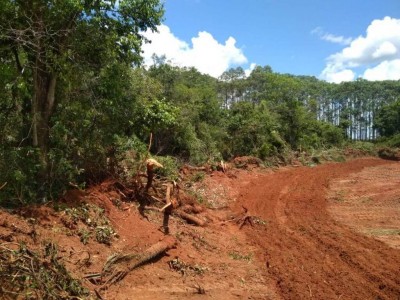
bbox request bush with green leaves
[0,147,41,206]
[153,155,180,181]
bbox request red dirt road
[1,158,400,300]
[237,158,400,299]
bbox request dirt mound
[1,157,399,299]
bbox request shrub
[153,155,180,181]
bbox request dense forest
[1,0,400,204]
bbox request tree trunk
[32,59,57,194]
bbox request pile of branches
[0,242,90,300]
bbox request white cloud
[320,16,400,82]
[141,24,248,77]
[244,63,257,77]
[321,68,355,84]
[372,41,397,59]
[312,27,352,45]
[363,59,400,81]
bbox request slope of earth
[236,157,400,300]
[1,157,399,300]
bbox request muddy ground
[1,157,399,299]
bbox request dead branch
[185,165,207,171]
[0,182,7,191]
[160,202,172,212]
[173,210,206,227]
[162,184,173,234]
[181,204,204,214]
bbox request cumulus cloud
[320,16,400,82]
[363,59,400,81]
[141,24,248,77]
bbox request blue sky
[142,0,400,82]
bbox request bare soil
[1,157,400,299]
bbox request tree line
[1,0,400,204]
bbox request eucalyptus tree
[218,67,247,108]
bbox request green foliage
[225,100,285,159]
[63,203,116,245]
[95,226,115,245]
[375,100,400,137]
[0,147,42,206]
[228,251,253,261]
[153,155,180,181]
[2,21,399,208]
[113,134,148,179]
[0,0,164,203]
[386,134,400,147]
[298,120,345,151]
[347,141,377,155]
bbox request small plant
[79,228,91,245]
[228,251,253,262]
[191,171,205,182]
[168,257,208,276]
[95,225,116,245]
[253,217,268,226]
[62,203,116,245]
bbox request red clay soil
[1,157,400,300]
[236,158,400,300]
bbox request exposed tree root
[86,237,177,289]
[237,215,254,229]
[233,206,255,229]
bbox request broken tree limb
[160,202,173,212]
[0,182,7,191]
[173,210,206,227]
[99,236,177,288]
[162,183,173,234]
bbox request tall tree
[374,99,400,137]
[0,0,164,189]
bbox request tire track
[238,158,400,300]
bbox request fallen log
[86,237,177,288]
[173,210,206,227]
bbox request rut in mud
[237,158,400,300]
